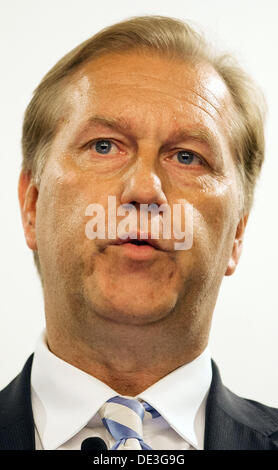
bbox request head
[18,16,266,354]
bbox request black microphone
[81,437,108,450]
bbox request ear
[18,170,39,251]
[225,213,249,276]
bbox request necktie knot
[99,396,154,450]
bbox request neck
[46,302,211,395]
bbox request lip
[108,233,164,260]
[115,241,158,260]
[112,233,161,249]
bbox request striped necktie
[98,396,157,450]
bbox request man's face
[23,51,245,328]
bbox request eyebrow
[85,115,133,133]
[79,114,222,161]
[160,127,221,156]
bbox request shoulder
[0,355,35,450]
[205,360,278,449]
[0,355,34,410]
[211,360,278,423]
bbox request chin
[88,290,177,326]
[83,269,180,325]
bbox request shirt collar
[31,331,119,449]
[31,330,212,450]
[138,346,212,449]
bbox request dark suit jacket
[0,355,278,450]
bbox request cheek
[37,172,83,234]
[35,166,121,275]
[174,175,239,273]
[35,171,91,272]
[186,169,237,225]
[193,180,239,266]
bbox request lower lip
[112,242,159,260]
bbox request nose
[120,158,167,208]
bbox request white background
[0,0,277,406]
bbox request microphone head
[81,437,107,450]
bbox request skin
[18,51,248,395]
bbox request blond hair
[21,15,266,280]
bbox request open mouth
[128,240,152,246]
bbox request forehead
[63,51,233,143]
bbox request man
[1,15,277,450]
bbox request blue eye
[176,150,200,165]
[95,139,112,154]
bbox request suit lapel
[0,355,35,450]
[204,360,278,450]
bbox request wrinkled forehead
[66,51,233,118]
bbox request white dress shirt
[31,331,212,450]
